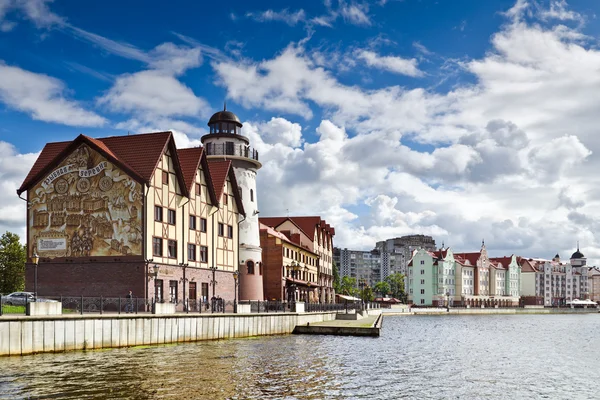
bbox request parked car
[1,292,57,305]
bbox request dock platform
[293,313,382,337]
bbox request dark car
[1,292,57,305]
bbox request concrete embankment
[293,310,383,337]
[0,312,337,357]
[382,307,599,316]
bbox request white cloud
[247,117,303,148]
[355,49,423,77]
[0,0,64,30]
[0,141,38,239]
[214,0,600,265]
[97,70,210,119]
[537,0,583,23]
[339,1,371,26]
[0,63,106,126]
[246,9,306,26]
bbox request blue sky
[2,0,600,262]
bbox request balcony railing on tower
[205,143,259,161]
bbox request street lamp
[209,266,218,311]
[446,291,450,311]
[179,263,189,311]
[289,261,301,304]
[359,278,366,310]
[233,270,239,313]
[32,252,39,302]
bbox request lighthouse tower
[202,105,264,300]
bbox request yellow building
[18,130,244,310]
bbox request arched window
[250,189,254,202]
[247,260,255,274]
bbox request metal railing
[2,294,381,316]
[205,142,259,161]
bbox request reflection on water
[1,314,600,399]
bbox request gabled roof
[259,222,318,256]
[207,159,245,216]
[453,252,481,266]
[259,217,311,239]
[18,131,189,197]
[18,134,144,195]
[177,147,218,207]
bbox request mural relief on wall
[29,144,143,258]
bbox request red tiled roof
[207,160,231,202]
[453,252,480,266]
[97,131,172,183]
[177,147,204,194]
[18,141,70,194]
[289,216,335,238]
[17,131,192,197]
[207,159,245,216]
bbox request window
[154,280,163,302]
[420,269,425,275]
[162,171,169,185]
[420,279,425,284]
[189,282,197,301]
[153,237,163,257]
[154,206,163,222]
[420,260,425,265]
[223,193,228,205]
[200,218,207,232]
[420,289,425,294]
[189,215,197,230]
[218,223,224,236]
[169,280,178,303]
[247,260,255,274]
[227,225,233,238]
[196,183,201,197]
[250,189,254,202]
[168,209,176,225]
[188,244,196,261]
[420,299,425,304]
[201,283,209,303]
[168,240,177,258]
[199,246,208,262]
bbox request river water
[1,314,599,399]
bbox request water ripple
[1,314,600,399]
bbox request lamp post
[446,291,450,312]
[233,271,239,313]
[32,252,39,302]
[289,261,300,304]
[359,278,366,310]
[179,263,188,311]
[209,266,218,311]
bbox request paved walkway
[308,315,378,328]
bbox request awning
[336,294,361,301]
[567,299,597,305]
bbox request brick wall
[24,257,237,302]
[24,256,145,298]
[260,230,285,301]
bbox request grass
[1,304,26,314]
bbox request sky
[1,0,600,263]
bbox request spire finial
[224,101,227,111]
[577,240,579,251]
[441,241,445,249]
[482,239,485,247]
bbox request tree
[362,286,374,302]
[332,260,341,294]
[0,231,26,294]
[339,276,358,297]
[384,273,406,302]
[374,281,390,297]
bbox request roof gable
[18,131,190,197]
[18,134,144,195]
[206,159,245,216]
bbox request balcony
[205,142,259,161]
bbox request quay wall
[381,307,599,316]
[0,312,337,357]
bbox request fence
[1,295,378,316]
